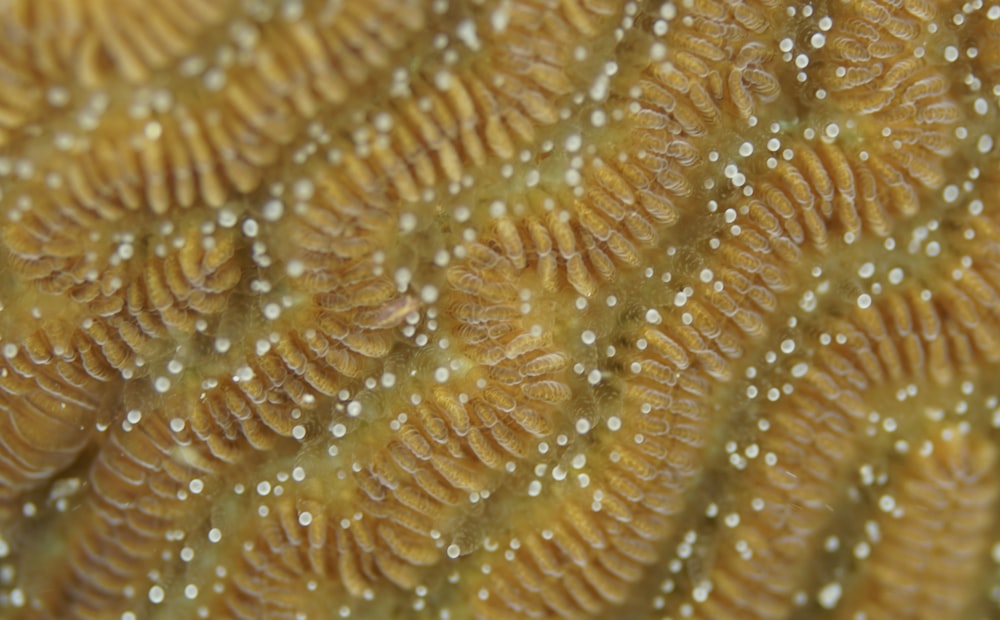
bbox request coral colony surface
[1,0,1000,618]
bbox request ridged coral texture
[0,0,999,618]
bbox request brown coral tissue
[2,0,1000,618]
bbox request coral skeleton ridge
[0,0,999,618]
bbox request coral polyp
[1,0,999,618]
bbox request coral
[0,0,999,618]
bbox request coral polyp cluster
[1,0,1000,618]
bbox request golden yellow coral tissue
[0,0,999,618]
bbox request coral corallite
[2,0,1000,618]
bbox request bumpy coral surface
[1,0,999,618]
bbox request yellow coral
[0,0,999,618]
